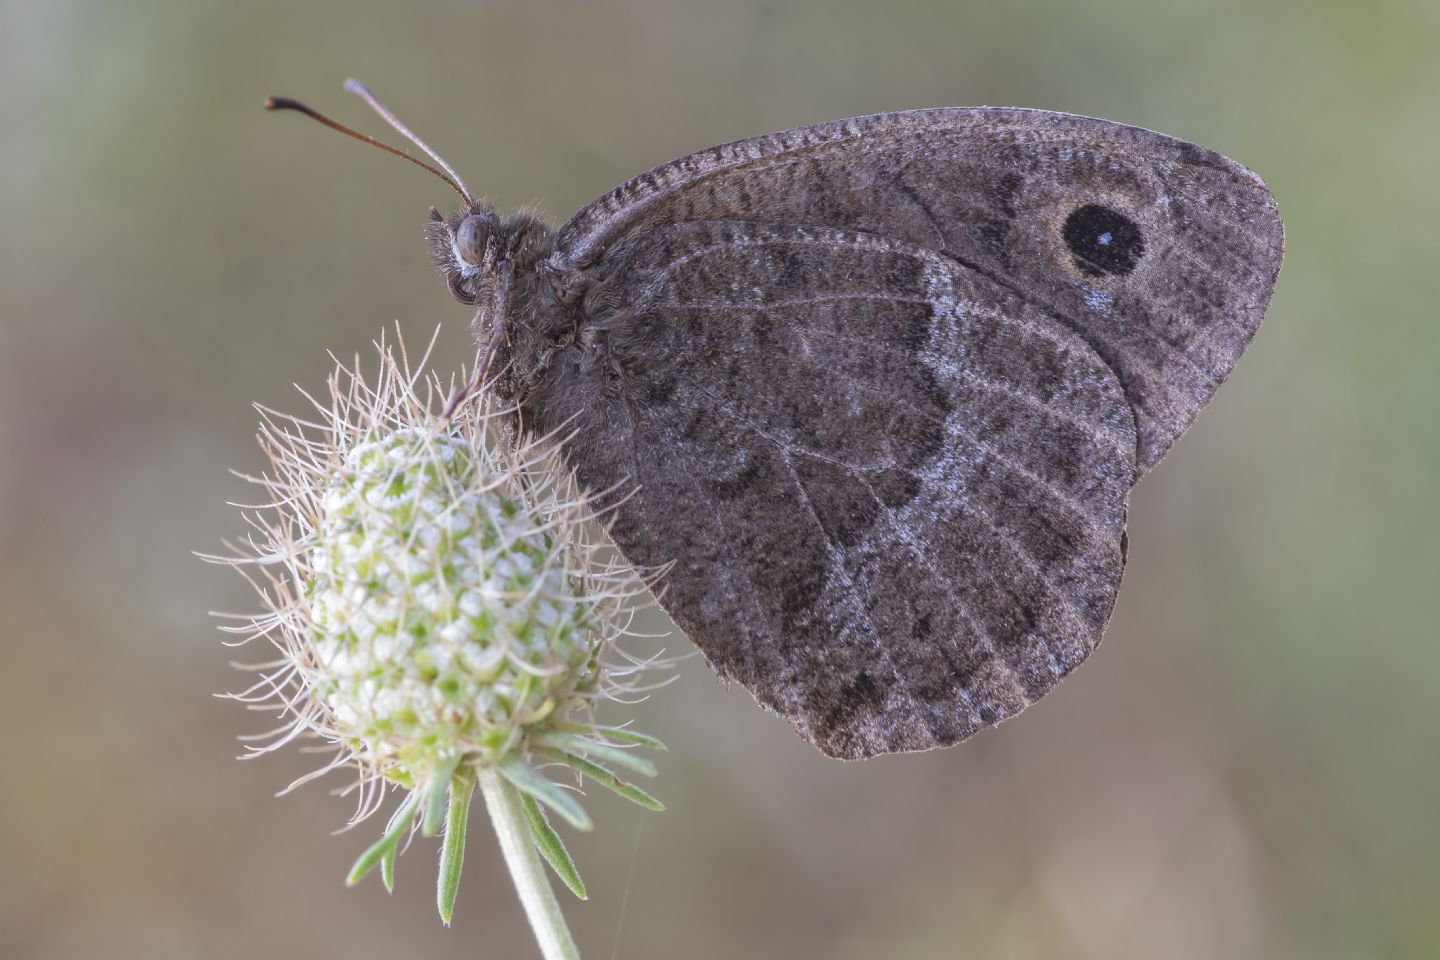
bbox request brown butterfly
[269,81,1282,759]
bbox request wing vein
[686,378,1098,670]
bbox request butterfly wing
[556,108,1283,470]
[528,221,1137,758]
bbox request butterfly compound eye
[454,214,487,267]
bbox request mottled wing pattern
[557,108,1283,471]
[531,222,1137,757]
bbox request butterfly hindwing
[532,221,1138,757]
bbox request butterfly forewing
[556,108,1283,472]
[535,222,1138,757]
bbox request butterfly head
[263,82,561,412]
[428,205,555,307]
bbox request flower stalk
[481,767,580,960]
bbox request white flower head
[208,327,668,923]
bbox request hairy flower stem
[480,767,580,960]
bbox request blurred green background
[2,1,1437,957]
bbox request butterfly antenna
[263,94,476,207]
[342,79,476,208]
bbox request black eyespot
[1062,204,1144,276]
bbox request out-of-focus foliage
[1,2,1436,957]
